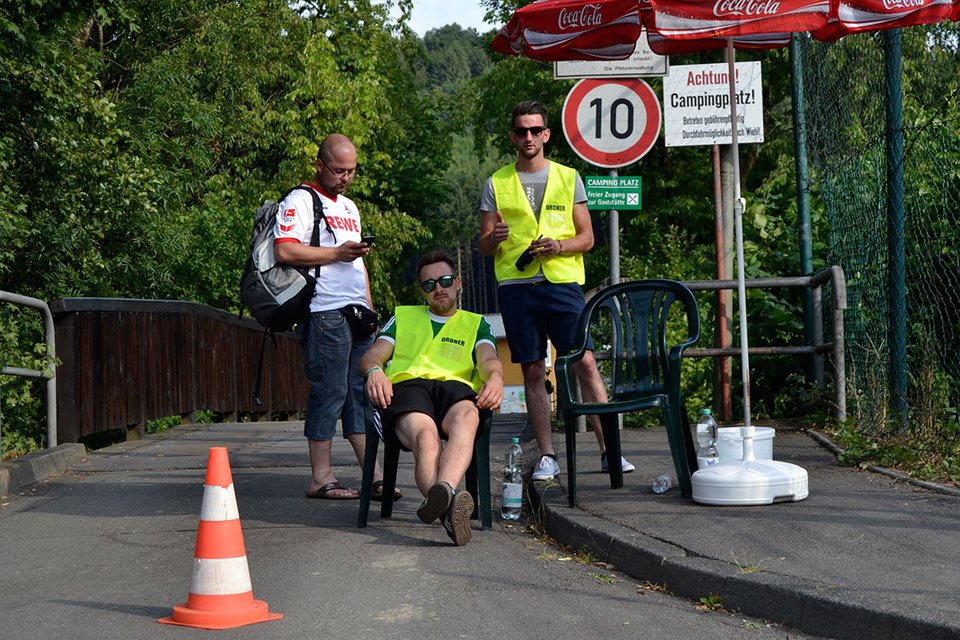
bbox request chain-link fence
[798,24,960,471]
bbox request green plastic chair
[357,405,492,530]
[555,279,701,505]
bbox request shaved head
[318,133,355,164]
[315,133,357,195]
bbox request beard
[429,295,457,316]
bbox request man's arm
[274,240,368,267]
[474,343,504,410]
[360,338,395,409]
[362,261,373,308]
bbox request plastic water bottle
[501,437,523,520]
[652,474,673,494]
[695,408,720,467]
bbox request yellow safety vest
[385,306,484,392]
[491,161,585,284]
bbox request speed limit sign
[561,78,661,168]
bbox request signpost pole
[608,168,620,285]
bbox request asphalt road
[0,421,826,640]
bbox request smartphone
[514,249,534,271]
[361,235,376,245]
[514,234,542,271]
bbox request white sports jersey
[273,182,368,312]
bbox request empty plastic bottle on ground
[652,473,673,494]
[695,408,720,467]
[501,437,523,520]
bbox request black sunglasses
[419,274,456,293]
[513,126,545,137]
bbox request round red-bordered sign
[561,78,661,168]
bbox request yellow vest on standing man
[490,162,585,284]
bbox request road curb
[0,443,87,497]
[527,476,958,640]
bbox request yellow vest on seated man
[385,306,484,392]
[491,161,585,284]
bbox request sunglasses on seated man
[419,274,456,293]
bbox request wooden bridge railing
[51,298,308,443]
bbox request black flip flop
[305,481,360,500]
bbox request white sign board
[662,61,764,147]
[554,30,668,79]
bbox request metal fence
[0,291,57,452]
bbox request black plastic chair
[555,279,701,505]
[357,405,492,530]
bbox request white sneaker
[601,454,636,473]
[532,455,560,480]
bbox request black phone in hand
[361,235,375,245]
[514,249,534,271]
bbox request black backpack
[240,185,327,333]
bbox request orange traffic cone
[158,446,282,629]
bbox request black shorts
[378,379,477,451]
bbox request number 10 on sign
[561,79,661,169]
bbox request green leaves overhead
[0,0,442,311]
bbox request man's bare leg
[307,438,357,497]
[572,351,634,472]
[346,432,384,484]
[394,413,443,497]
[572,351,609,452]
[436,401,479,490]
[521,359,555,456]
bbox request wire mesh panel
[798,24,960,465]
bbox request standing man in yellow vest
[360,250,503,546]
[479,100,635,482]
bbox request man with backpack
[274,133,393,501]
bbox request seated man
[360,250,503,546]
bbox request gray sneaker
[442,491,474,546]
[417,481,453,524]
[531,455,560,480]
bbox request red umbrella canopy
[648,0,832,39]
[490,0,643,61]
[814,0,955,41]
[491,0,960,63]
[649,0,956,42]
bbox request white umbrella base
[691,458,809,506]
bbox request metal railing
[683,265,847,421]
[0,291,57,449]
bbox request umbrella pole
[726,38,752,429]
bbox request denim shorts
[497,281,590,363]
[298,311,374,441]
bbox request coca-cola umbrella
[490,0,644,60]
[492,0,958,502]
